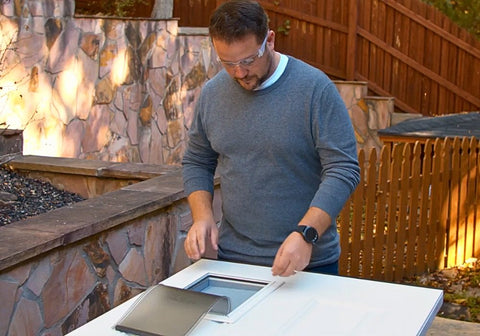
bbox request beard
[235,75,262,90]
[234,50,275,91]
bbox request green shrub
[76,0,149,17]
[423,0,480,40]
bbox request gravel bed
[0,167,85,226]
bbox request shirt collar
[255,53,289,91]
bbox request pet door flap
[115,284,230,336]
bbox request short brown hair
[209,0,269,44]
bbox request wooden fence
[338,137,480,282]
[173,0,218,27]
[173,0,480,117]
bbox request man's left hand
[271,232,312,276]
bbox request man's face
[213,31,274,91]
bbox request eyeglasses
[218,34,268,68]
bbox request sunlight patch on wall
[0,20,21,129]
[23,117,64,157]
[111,48,129,87]
[58,63,80,107]
[0,84,24,129]
[53,58,82,125]
[20,71,68,157]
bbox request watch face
[305,227,318,243]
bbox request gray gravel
[0,167,84,226]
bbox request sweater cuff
[183,176,214,197]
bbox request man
[182,0,360,277]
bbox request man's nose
[232,65,248,77]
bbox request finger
[210,225,219,251]
[185,230,203,260]
[281,264,297,277]
[184,235,196,260]
[271,246,288,276]
[196,230,206,256]
[276,260,297,277]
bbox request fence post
[346,0,358,80]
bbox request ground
[402,258,480,323]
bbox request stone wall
[1,209,178,335]
[0,0,220,165]
[334,81,394,157]
[0,198,196,335]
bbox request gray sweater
[182,56,360,267]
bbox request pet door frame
[184,272,284,323]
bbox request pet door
[185,273,284,323]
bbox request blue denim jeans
[304,260,339,275]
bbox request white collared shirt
[255,53,289,91]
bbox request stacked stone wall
[0,203,181,335]
[0,0,220,165]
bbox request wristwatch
[295,225,319,244]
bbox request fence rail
[174,0,480,117]
[338,137,479,282]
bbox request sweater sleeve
[182,94,219,197]
[310,82,360,218]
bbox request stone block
[0,129,23,155]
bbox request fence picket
[475,144,480,257]
[339,195,352,275]
[447,138,461,266]
[363,148,378,278]
[465,138,478,260]
[436,138,451,269]
[350,149,366,277]
[394,144,411,280]
[373,146,390,279]
[427,139,443,271]
[415,141,432,274]
[405,142,422,277]
[384,144,402,279]
[455,138,470,265]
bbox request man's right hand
[184,190,219,260]
[184,219,219,260]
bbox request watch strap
[295,225,318,244]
